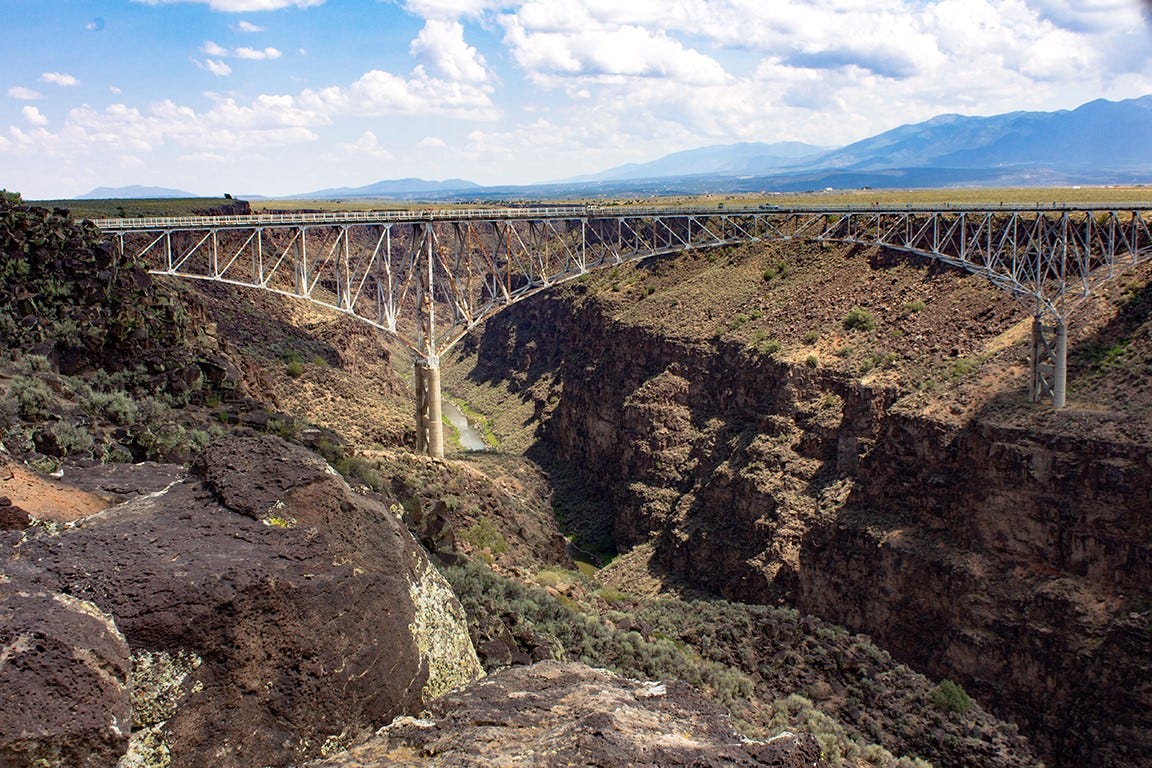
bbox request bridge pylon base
[1030,316,1067,409]
[415,360,445,459]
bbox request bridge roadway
[96,203,1152,458]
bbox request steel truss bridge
[96,204,1152,458]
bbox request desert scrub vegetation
[458,518,509,559]
[314,439,386,492]
[930,679,973,715]
[441,559,753,708]
[23,195,246,221]
[843,306,876,332]
[442,559,1028,766]
[766,694,932,768]
[0,354,225,466]
[900,299,927,316]
[282,350,305,378]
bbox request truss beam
[99,205,1152,455]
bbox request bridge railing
[91,205,594,231]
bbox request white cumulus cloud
[344,130,395,160]
[235,20,265,32]
[7,86,42,100]
[22,106,49,126]
[132,0,324,11]
[502,16,727,85]
[40,72,80,87]
[234,46,283,60]
[410,20,489,83]
[402,0,515,20]
[194,57,234,76]
[200,41,282,64]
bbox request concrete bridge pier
[414,359,445,459]
[1030,315,1067,409]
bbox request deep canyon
[4,196,1152,767]
[446,237,1152,768]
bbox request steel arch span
[98,204,1152,456]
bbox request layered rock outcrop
[1,434,482,768]
[801,413,1152,766]
[458,258,1152,767]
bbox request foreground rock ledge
[0,585,131,768]
[309,660,826,767]
[2,434,482,768]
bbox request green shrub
[596,587,629,603]
[949,357,980,378]
[282,350,304,378]
[265,417,299,440]
[459,518,508,555]
[314,438,347,466]
[1088,339,1131,372]
[101,442,134,464]
[536,568,579,588]
[805,355,819,368]
[19,354,51,373]
[0,396,18,428]
[930,679,972,715]
[51,421,95,457]
[803,330,820,345]
[901,299,926,315]
[85,390,139,426]
[9,377,54,420]
[343,455,384,492]
[843,307,875,332]
[860,352,898,374]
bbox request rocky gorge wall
[461,277,1152,768]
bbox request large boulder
[2,434,482,768]
[309,660,827,767]
[0,583,131,768]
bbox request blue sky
[2,0,1151,199]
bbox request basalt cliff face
[454,241,1152,768]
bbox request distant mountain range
[78,95,1152,202]
[797,96,1152,173]
[78,185,194,199]
[289,177,481,199]
[565,141,832,183]
[553,95,1152,193]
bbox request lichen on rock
[116,648,204,768]
[407,556,484,701]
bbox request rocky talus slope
[446,237,1152,768]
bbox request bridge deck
[97,204,1152,453]
[91,202,1152,231]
